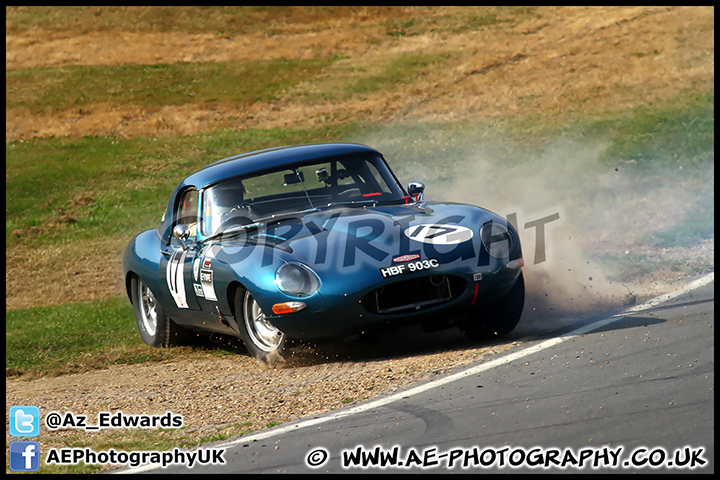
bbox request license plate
[379,258,440,278]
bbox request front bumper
[266,267,521,340]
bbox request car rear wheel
[236,289,289,365]
[131,275,191,347]
[461,272,525,339]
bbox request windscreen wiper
[324,198,381,208]
[204,221,265,243]
[203,208,322,243]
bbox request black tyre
[461,272,525,339]
[235,288,290,365]
[131,275,192,347]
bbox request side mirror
[407,181,425,202]
[173,224,191,250]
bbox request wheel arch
[226,280,246,320]
[125,271,138,305]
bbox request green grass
[5,296,252,378]
[5,123,369,248]
[643,199,714,248]
[6,58,337,112]
[588,92,715,170]
[328,51,456,99]
[592,251,710,283]
[7,297,167,377]
[6,95,714,378]
[6,136,184,247]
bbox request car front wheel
[131,275,191,347]
[461,272,525,339]
[236,288,290,365]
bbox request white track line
[123,271,713,473]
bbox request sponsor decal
[404,224,473,245]
[200,269,217,301]
[193,284,204,297]
[380,258,440,278]
[393,253,421,263]
[193,258,201,281]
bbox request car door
[159,188,202,313]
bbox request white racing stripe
[122,271,713,473]
[166,250,188,309]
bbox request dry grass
[6,6,714,141]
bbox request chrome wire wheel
[138,279,159,337]
[242,291,282,352]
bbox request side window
[176,189,199,236]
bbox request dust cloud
[365,131,714,338]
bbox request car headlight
[275,262,321,298]
[480,221,514,259]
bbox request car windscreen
[199,154,405,237]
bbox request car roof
[181,143,382,189]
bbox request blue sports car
[122,143,524,364]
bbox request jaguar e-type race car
[123,143,525,363]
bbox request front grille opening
[361,275,466,314]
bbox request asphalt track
[121,272,714,474]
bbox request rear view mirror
[284,171,305,186]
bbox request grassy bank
[6,92,714,378]
[6,6,713,474]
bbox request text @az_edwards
[44,410,182,431]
